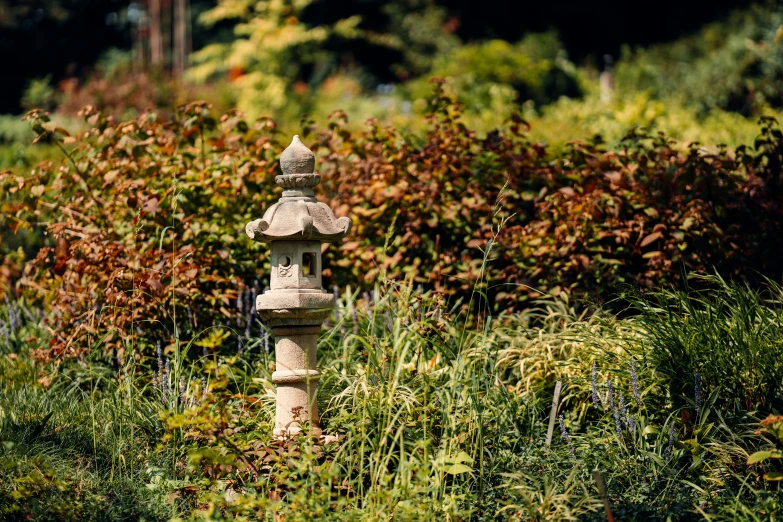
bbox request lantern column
[245,135,351,437]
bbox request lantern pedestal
[256,291,333,437]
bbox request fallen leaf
[640,232,662,247]
[143,197,159,214]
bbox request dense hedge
[2,80,783,361]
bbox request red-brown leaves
[4,92,783,362]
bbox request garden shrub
[54,47,239,122]
[518,123,783,297]
[56,70,187,121]
[614,5,783,116]
[1,102,283,362]
[2,81,783,362]
[402,32,582,121]
[188,0,364,119]
[529,88,763,152]
[318,88,783,300]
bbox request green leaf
[748,450,781,464]
[450,451,473,464]
[642,425,659,436]
[194,328,231,349]
[444,463,472,475]
[764,472,783,481]
[442,451,473,474]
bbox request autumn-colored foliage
[2,81,783,362]
[2,102,282,362]
[518,127,783,297]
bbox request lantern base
[272,426,339,445]
[256,289,334,327]
[273,424,323,439]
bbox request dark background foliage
[0,0,755,113]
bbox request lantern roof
[245,136,351,243]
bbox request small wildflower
[1,321,9,346]
[608,379,622,441]
[351,302,358,334]
[631,357,641,407]
[14,301,21,326]
[664,422,676,460]
[362,291,372,315]
[559,414,576,459]
[619,390,629,427]
[179,377,186,405]
[263,327,270,354]
[591,363,600,408]
[156,340,164,391]
[163,358,171,404]
[5,295,17,331]
[385,311,393,332]
[628,414,635,436]
[694,372,702,417]
[201,377,208,402]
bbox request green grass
[2,276,783,520]
[0,356,175,520]
[0,113,84,170]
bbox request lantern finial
[280,135,315,175]
[276,136,321,193]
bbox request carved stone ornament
[244,135,352,439]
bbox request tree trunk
[174,0,188,74]
[149,0,163,66]
[162,0,172,71]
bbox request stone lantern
[245,135,351,437]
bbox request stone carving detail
[276,173,322,189]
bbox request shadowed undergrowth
[0,275,782,520]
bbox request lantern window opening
[302,252,317,277]
[280,255,292,268]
